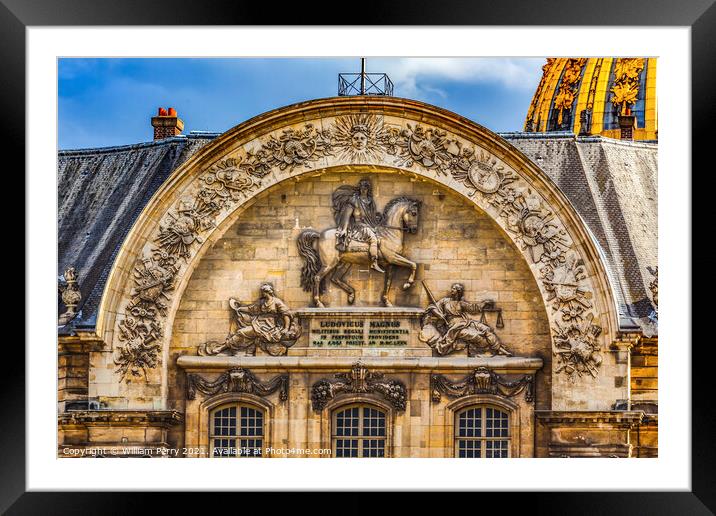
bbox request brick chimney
[151,107,184,140]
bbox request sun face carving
[332,114,387,162]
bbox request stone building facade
[58,93,657,458]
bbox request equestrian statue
[297,178,421,308]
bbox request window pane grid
[455,406,510,458]
[210,404,264,458]
[333,405,386,458]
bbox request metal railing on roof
[338,72,394,96]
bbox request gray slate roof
[57,132,657,335]
[58,135,217,331]
[503,133,658,335]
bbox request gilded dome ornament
[524,57,656,140]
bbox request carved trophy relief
[297,178,421,308]
[255,124,333,171]
[552,313,603,381]
[496,187,570,267]
[542,253,592,323]
[418,282,511,357]
[197,283,301,357]
[114,316,163,382]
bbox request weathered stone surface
[56,97,657,458]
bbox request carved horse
[297,197,421,307]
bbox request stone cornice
[58,410,183,427]
[294,307,423,318]
[58,331,106,354]
[535,410,644,427]
[176,355,544,374]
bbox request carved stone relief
[112,111,604,382]
[197,283,301,357]
[186,367,288,401]
[430,367,534,403]
[418,282,510,357]
[311,362,407,411]
[552,313,603,381]
[297,178,421,307]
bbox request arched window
[455,405,510,458]
[332,404,386,458]
[210,403,265,458]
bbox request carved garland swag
[186,367,288,402]
[430,367,534,403]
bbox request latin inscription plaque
[294,308,423,350]
[311,319,410,347]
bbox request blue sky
[58,58,544,150]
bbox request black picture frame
[9,0,706,513]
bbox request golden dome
[524,58,657,141]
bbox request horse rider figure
[332,178,385,273]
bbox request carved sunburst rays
[332,113,387,163]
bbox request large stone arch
[96,97,620,410]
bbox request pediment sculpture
[297,178,421,307]
[197,283,301,357]
[419,282,512,357]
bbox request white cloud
[370,57,544,98]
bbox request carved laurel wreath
[113,113,602,382]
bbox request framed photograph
[12,0,708,512]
